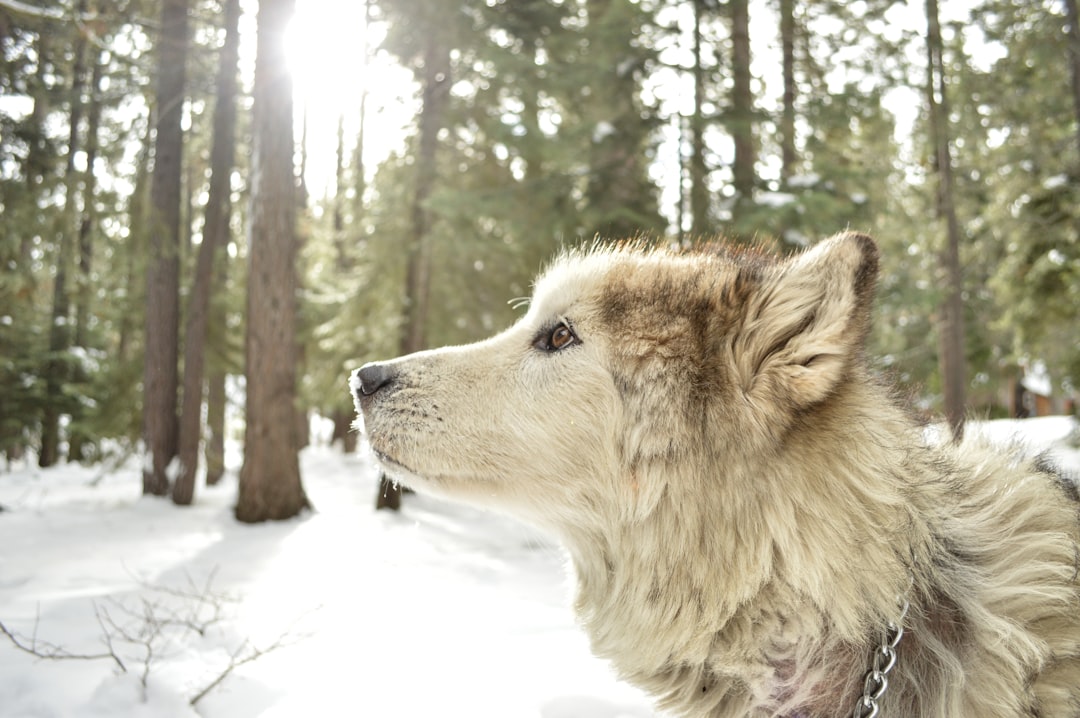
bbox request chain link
[852,597,909,718]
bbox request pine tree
[926,0,967,438]
[174,0,241,505]
[236,0,309,523]
[143,0,191,494]
[39,0,91,467]
[728,0,755,225]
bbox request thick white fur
[354,233,1080,717]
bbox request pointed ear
[735,232,879,408]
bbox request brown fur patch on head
[583,234,879,465]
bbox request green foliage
[3,0,1080,460]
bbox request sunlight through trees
[0,0,1078,509]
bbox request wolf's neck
[559,395,925,715]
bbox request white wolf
[352,233,1080,717]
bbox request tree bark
[174,0,240,505]
[119,121,155,364]
[377,30,452,510]
[236,0,309,522]
[400,40,450,359]
[926,0,966,439]
[729,0,755,214]
[75,47,104,354]
[331,409,357,453]
[39,5,89,467]
[1065,0,1080,159]
[205,370,227,485]
[779,0,797,184]
[67,45,107,463]
[143,0,190,494]
[689,0,709,237]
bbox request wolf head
[352,232,879,529]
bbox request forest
[1,0,1078,519]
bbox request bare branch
[3,572,311,707]
[189,629,305,707]
[0,616,126,672]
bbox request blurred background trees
[1,0,1077,506]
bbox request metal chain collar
[851,596,910,718]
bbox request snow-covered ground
[1,416,1077,718]
[0,436,655,718]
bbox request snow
[786,172,820,188]
[2,418,1078,718]
[756,191,797,208]
[0,441,656,718]
[1043,174,1069,191]
[592,121,616,144]
[1020,359,1053,398]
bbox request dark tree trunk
[688,0,709,237]
[40,0,89,467]
[400,40,450,360]
[205,370,226,485]
[67,46,107,463]
[236,0,309,523]
[1065,0,1080,158]
[331,408,358,453]
[174,0,240,505]
[119,121,155,364]
[779,0,797,184]
[926,0,966,439]
[333,113,347,266]
[352,0,374,218]
[331,103,356,455]
[24,32,51,206]
[729,0,755,215]
[378,30,452,510]
[143,0,190,494]
[75,48,104,359]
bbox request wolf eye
[534,321,579,352]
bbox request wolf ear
[735,232,879,408]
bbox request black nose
[354,362,396,398]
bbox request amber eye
[550,324,575,350]
[534,321,579,352]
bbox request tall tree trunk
[330,409,357,452]
[40,0,89,467]
[400,41,450,359]
[205,229,231,486]
[689,0,709,237]
[24,31,51,208]
[328,113,355,452]
[729,0,755,217]
[174,0,241,505]
[779,0,797,184]
[120,120,155,364]
[353,0,374,218]
[337,1,374,457]
[298,101,309,207]
[333,113,347,266]
[1065,0,1080,159]
[75,48,104,354]
[236,0,309,523]
[926,0,966,439]
[377,32,452,510]
[205,370,227,485]
[143,0,190,494]
[68,45,107,463]
[678,115,687,243]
